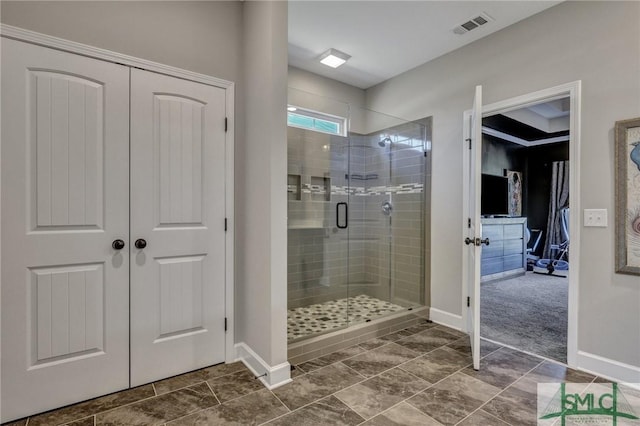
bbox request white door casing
[1,38,130,421]
[129,69,227,386]
[476,82,581,367]
[463,85,483,371]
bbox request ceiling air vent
[453,13,493,35]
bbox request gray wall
[366,1,640,368]
[289,66,366,109]
[0,1,242,82]
[237,0,288,366]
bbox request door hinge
[224,117,228,132]
[466,138,472,149]
[468,218,471,229]
[423,151,427,158]
[224,317,228,332]
[224,218,228,232]
[467,297,470,307]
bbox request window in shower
[287,106,347,136]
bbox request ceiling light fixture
[319,48,351,68]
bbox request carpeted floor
[481,272,568,362]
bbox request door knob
[134,239,147,249]
[112,239,125,250]
[464,237,490,246]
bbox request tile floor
[5,320,606,426]
[287,295,405,341]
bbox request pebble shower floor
[287,294,404,341]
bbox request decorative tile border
[289,182,423,197]
[330,183,423,196]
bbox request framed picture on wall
[506,170,522,217]
[615,117,640,275]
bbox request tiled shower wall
[358,125,426,306]
[287,124,427,310]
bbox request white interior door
[130,68,227,386]
[1,39,130,422]
[464,85,483,370]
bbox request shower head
[378,137,392,147]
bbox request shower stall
[287,89,431,342]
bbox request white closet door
[130,69,227,386]
[1,39,130,422]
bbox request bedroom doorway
[471,82,581,366]
[480,101,569,362]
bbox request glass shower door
[286,90,351,342]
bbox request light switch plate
[584,209,607,227]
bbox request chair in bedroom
[526,228,543,271]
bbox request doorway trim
[463,81,581,366]
[0,24,236,364]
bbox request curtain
[542,161,570,259]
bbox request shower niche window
[288,174,301,201]
[287,89,431,343]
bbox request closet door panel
[130,68,226,386]
[1,38,130,422]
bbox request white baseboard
[429,307,463,331]
[576,350,640,384]
[234,343,292,390]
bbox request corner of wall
[429,307,463,331]
[235,342,291,389]
[235,0,289,373]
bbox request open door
[463,85,483,370]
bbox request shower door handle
[336,202,348,229]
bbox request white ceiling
[527,98,571,120]
[289,1,562,89]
